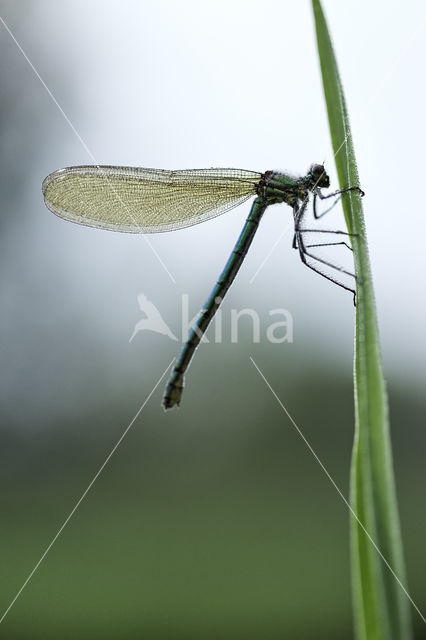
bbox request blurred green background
[1,1,425,638]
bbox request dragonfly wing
[42,166,262,233]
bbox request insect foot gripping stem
[162,372,184,410]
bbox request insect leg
[314,184,364,219]
[313,191,341,219]
[316,185,365,200]
[304,241,353,251]
[296,231,357,304]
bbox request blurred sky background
[1,1,425,638]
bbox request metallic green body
[162,196,268,408]
[162,165,330,409]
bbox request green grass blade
[311,2,413,639]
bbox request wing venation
[42,165,262,233]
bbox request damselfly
[42,164,363,409]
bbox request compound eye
[311,164,324,176]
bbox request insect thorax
[255,170,308,208]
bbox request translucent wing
[42,165,262,233]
